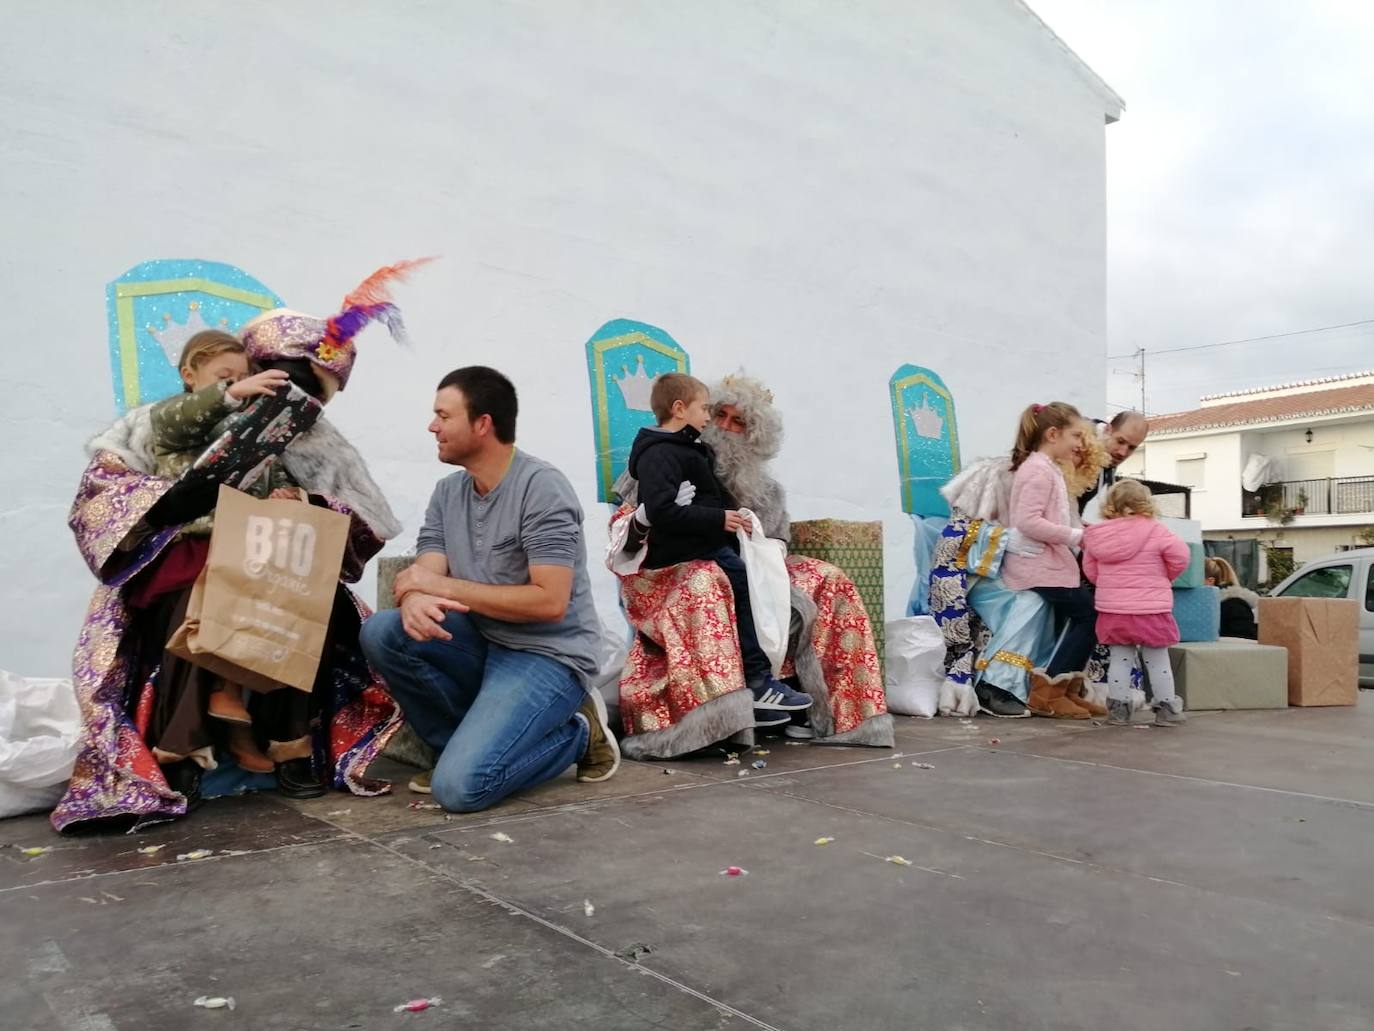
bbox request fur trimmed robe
[53,407,403,831]
[608,370,893,757]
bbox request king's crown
[614,356,657,412]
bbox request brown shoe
[408,770,433,794]
[1064,674,1108,718]
[208,688,252,725]
[1027,669,1057,716]
[1027,670,1092,720]
[576,692,621,784]
[227,726,274,773]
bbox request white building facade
[1120,372,1374,572]
[1,1,1121,676]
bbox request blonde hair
[650,372,708,424]
[1011,402,1081,470]
[1061,418,1111,498]
[178,330,245,392]
[1099,478,1157,519]
[1205,556,1239,587]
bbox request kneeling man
[360,366,618,812]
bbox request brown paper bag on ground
[167,485,349,692]
[1257,597,1359,707]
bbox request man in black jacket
[626,372,812,723]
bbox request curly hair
[1099,478,1157,520]
[708,372,784,460]
[1060,420,1111,498]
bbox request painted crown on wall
[614,356,657,412]
[146,301,230,365]
[908,394,945,440]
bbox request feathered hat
[240,258,433,391]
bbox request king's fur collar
[1218,584,1260,611]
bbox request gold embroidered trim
[975,649,1034,672]
[975,526,1004,578]
[954,519,983,570]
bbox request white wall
[1,1,1116,676]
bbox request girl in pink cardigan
[1002,402,1100,718]
[1082,480,1190,727]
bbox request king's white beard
[702,425,773,511]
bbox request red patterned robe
[610,506,892,758]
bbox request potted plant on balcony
[1257,482,1283,519]
[1257,483,1299,525]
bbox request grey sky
[1028,0,1374,415]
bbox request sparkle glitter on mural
[105,259,284,413]
[889,364,960,518]
[584,318,691,503]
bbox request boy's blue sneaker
[750,677,813,711]
[753,709,791,728]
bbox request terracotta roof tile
[1149,383,1374,435]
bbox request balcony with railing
[1241,476,1374,518]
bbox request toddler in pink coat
[1082,480,1191,727]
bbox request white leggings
[1107,645,1177,706]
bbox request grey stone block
[372,555,434,769]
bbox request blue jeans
[359,610,588,813]
[709,546,772,686]
[1033,585,1098,678]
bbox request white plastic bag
[605,507,648,577]
[736,509,791,676]
[591,616,630,721]
[0,671,81,820]
[883,617,945,717]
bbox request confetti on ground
[814,837,835,845]
[751,759,767,769]
[785,740,805,746]
[489,832,514,844]
[583,899,595,917]
[408,801,443,810]
[137,845,165,856]
[393,997,442,1013]
[987,738,1001,745]
[736,770,750,778]
[325,809,352,817]
[913,762,935,770]
[720,866,748,877]
[753,749,770,756]
[661,769,675,775]
[20,846,51,857]
[614,942,654,962]
[1134,726,1150,731]
[885,855,914,866]
[428,843,443,850]
[892,762,903,769]
[723,757,741,766]
[177,849,214,862]
[193,996,236,1010]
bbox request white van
[1269,547,1374,688]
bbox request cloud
[1030,0,1374,412]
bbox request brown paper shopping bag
[167,485,350,693]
